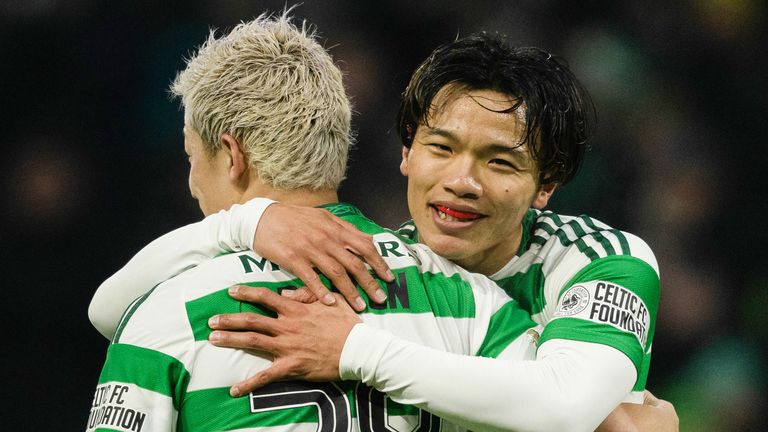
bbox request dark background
[2,1,766,430]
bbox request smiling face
[400,86,555,275]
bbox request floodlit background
[2,1,766,430]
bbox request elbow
[88,298,115,340]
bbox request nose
[442,159,483,199]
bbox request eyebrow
[421,127,456,140]
[423,127,526,154]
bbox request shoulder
[529,210,658,274]
[114,254,257,345]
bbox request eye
[426,143,452,153]
[490,158,517,170]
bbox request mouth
[432,204,485,223]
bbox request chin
[425,235,473,261]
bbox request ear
[220,133,248,183]
[399,146,410,177]
[531,182,557,209]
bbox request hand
[595,390,678,432]
[641,390,678,432]
[208,285,362,397]
[254,203,393,311]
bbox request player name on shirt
[237,240,417,311]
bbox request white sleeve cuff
[221,198,276,251]
[339,323,395,381]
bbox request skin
[183,126,244,217]
[401,86,555,275]
[204,85,678,429]
[183,117,392,310]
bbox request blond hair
[170,12,352,190]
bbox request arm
[209,287,634,432]
[87,284,192,432]
[89,198,274,339]
[90,199,392,339]
[341,324,634,432]
[86,344,183,431]
[596,391,679,432]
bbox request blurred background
[2,0,766,430]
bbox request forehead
[430,85,523,118]
[422,86,528,147]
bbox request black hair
[397,32,595,185]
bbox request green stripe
[98,343,190,410]
[610,229,631,255]
[319,202,364,219]
[591,231,617,256]
[494,263,546,315]
[578,214,602,231]
[575,237,600,260]
[185,265,481,342]
[113,285,159,343]
[576,215,615,256]
[552,255,659,388]
[535,220,556,235]
[540,317,644,382]
[536,213,633,262]
[548,212,566,227]
[419,270,476,318]
[181,387,319,430]
[186,281,292,341]
[181,382,421,430]
[634,349,652,392]
[567,220,599,259]
[516,209,537,255]
[566,219,587,237]
[476,300,537,358]
[531,234,548,246]
[559,255,659,322]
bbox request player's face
[400,87,555,275]
[183,125,238,216]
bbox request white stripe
[580,232,609,259]
[118,283,195,369]
[187,342,272,392]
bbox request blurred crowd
[2,1,766,430]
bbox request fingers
[287,263,337,306]
[208,329,280,352]
[309,252,367,311]
[281,287,317,303]
[229,363,290,397]
[249,203,392,309]
[228,285,295,312]
[336,218,394,283]
[643,389,660,406]
[209,312,274,333]
[329,246,388,305]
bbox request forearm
[88,198,273,339]
[341,324,635,432]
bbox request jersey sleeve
[340,259,635,432]
[340,324,635,432]
[86,285,193,431]
[540,233,660,379]
[88,198,274,339]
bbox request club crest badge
[554,285,590,316]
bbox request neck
[253,188,339,207]
[454,227,522,276]
[240,180,338,208]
